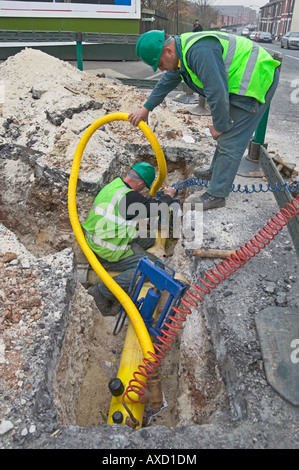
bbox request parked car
[242,28,250,37]
[249,31,258,40]
[256,32,272,43]
[281,31,299,49]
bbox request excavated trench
[0,146,228,429]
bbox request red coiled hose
[122,195,299,414]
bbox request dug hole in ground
[0,49,298,449]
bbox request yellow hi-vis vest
[82,177,137,262]
[180,31,280,104]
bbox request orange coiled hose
[122,195,299,407]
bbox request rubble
[0,48,298,449]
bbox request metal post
[76,31,83,71]
[253,104,270,145]
[190,95,211,116]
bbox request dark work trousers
[207,68,280,198]
[94,237,157,303]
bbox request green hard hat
[136,30,165,72]
[131,162,155,188]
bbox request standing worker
[129,30,280,210]
[83,162,176,316]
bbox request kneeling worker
[82,162,176,316]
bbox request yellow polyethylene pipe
[68,112,167,359]
[108,239,167,427]
[107,292,148,427]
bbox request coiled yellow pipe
[68,112,167,359]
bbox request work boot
[88,286,119,316]
[194,191,226,211]
[193,168,212,180]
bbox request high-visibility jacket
[180,31,280,104]
[82,178,137,262]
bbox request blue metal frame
[113,257,188,338]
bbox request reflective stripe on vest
[83,229,131,252]
[180,31,280,103]
[91,202,136,227]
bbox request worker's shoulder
[187,36,223,58]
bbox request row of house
[259,0,298,37]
